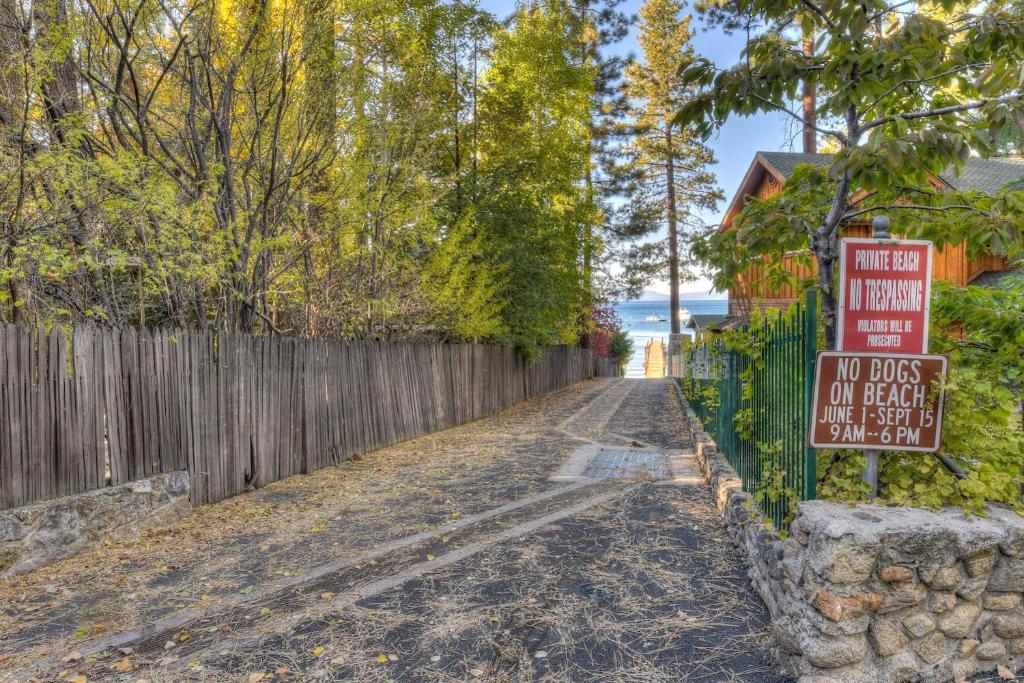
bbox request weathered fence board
[0,325,619,510]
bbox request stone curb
[0,471,190,577]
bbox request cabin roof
[969,269,1024,288]
[722,151,1024,229]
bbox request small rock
[869,618,908,657]
[964,550,998,578]
[929,591,957,614]
[976,641,1008,661]
[878,650,919,683]
[45,586,58,595]
[937,601,981,638]
[1000,535,1024,557]
[959,638,980,656]
[469,668,484,677]
[814,589,883,622]
[1011,639,1024,656]
[878,581,928,614]
[912,631,947,665]
[430,655,441,663]
[387,654,398,662]
[902,612,935,638]
[989,557,1024,592]
[984,593,1022,612]
[801,633,868,669]
[534,650,547,659]
[956,576,988,601]
[923,566,962,591]
[881,565,914,583]
[996,664,1016,680]
[952,658,980,681]
[993,614,1024,640]
[809,537,880,584]
[164,641,177,650]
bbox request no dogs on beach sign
[809,351,946,452]
[837,238,933,355]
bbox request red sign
[809,352,946,452]
[837,238,933,354]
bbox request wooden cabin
[723,151,1022,319]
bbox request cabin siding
[727,170,1013,316]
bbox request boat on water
[680,307,691,322]
[645,314,667,322]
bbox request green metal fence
[683,290,818,529]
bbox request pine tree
[619,0,721,334]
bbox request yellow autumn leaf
[312,646,326,657]
[377,654,389,664]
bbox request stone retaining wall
[0,471,190,577]
[680,390,1024,683]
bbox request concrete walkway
[0,379,784,682]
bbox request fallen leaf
[239,586,255,595]
[259,607,271,616]
[274,667,289,675]
[376,654,388,664]
[176,631,191,642]
[68,676,88,683]
[320,592,335,601]
[387,654,398,662]
[469,668,484,677]
[312,646,325,657]
[426,554,436,561]
[0,654,11,663]
[61,652,84,663]
[114,658,134,673]
[534,650,547,659]
[329,656,346,666]
[247,674,268,683]
[200,595,212,602]
[164,641,177,650]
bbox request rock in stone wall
[680,391,1024,683]
[0,471,190,576]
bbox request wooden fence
[0,326,619,510]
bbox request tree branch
[842,203,993,220]
[861,95,1020,132]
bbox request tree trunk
[814,169,850,349]
[802,36,816,154]
[666,128,680,335]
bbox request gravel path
[1,378,785,682]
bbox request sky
[477,0,795,297]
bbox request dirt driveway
[0,378,785,682]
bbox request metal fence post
[803,288,818,501]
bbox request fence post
[803,288,818,501]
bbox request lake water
[612,300,728,378]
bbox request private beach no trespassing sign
[837,237,933,355]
